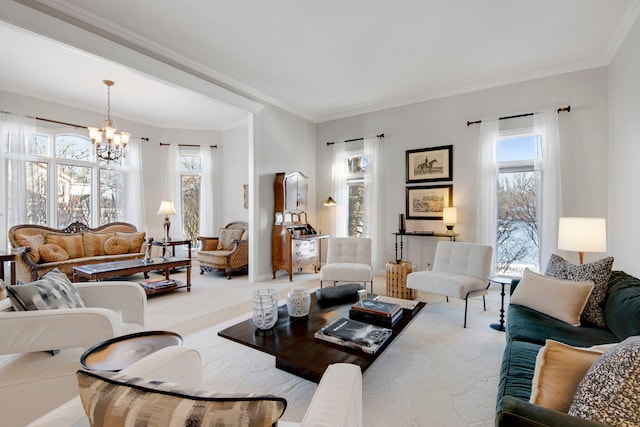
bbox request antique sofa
[28,347,363,427]
[496,269,640,426]
[9,221,147,283]
[197,221,249,279]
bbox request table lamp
[156,200,177,241]
[443,207,457,236]
[557,217,606,264]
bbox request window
[5,130,128,227]
[496,134,541,275]
[345,150,367,237]
[179,151,201,244]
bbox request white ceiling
[1,0,639,129]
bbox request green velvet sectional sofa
[496,270,640,426]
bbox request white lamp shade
[443,207,457,225]
[558,217,607,253]
[156,200,177,216]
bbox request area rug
[183,294,506,427]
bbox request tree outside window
[180,152,201,245]
[346,151,367,237]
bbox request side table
[488,276,515,332]
[0,252,17,286]
[152,239,192,259]
[386,261,416,300]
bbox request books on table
[314,317,392,354]
[373,295,421,314]
[350,299,403,327]
[140,278,176,290]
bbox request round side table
[386,261,416,300]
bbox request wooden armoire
[271,171,327,281]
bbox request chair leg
[464,297,468,328]
[446,296,449,303]
[483,295,486,311]
[320,280,324,289]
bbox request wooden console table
[0,252,17,286]
[392,232,458,262]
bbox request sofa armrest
[497,395,608,427]
[75,281,146,328]
[299,363,362,427]
[0,308,120,354]
[227,239,249,268]
[12,247,40,282]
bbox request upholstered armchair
[197,221,249,279]
[0,280,146,426]
[406,241,493,327]
[320,237,373,292]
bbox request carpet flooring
[144,269,507,427]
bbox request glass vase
[253,289,278,330]
[286,286,311,318]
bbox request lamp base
[445,225,455,236]
[163,216,172,242]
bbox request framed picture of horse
[406,184,453,220]
[406,145,453,183]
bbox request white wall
[609,14,640,277]
[221,123,250,225]
[316,68,610,272]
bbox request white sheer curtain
[332,143,348,237]
[476,119,499,272]
[123,138,145,228]
[534,111,562,269]
[163,144,184,239]
[199,145,216,236]
[0,115,35,250]
[363,136,384,272]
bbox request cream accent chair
[197,221,249,279]
[0,281,146,426]
[29,347,363,427]
[320,237,373,292]
[407,241,493,328]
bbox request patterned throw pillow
[6,268,86,311]
[115,232,146,253]
[569,336,640,425]
[77,370,287,427]
[104,236,131,255]
[13,233,45,263]
[45,233,85,259]
[545,254,614,327]
[39,243,70,263]
[217,228,243,250]
[82,232,114,257]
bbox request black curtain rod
[326,133,385,146]
[159,142,217,149]
[467,106,570,126]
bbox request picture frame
[406,145,453,183]
[406,185,453,220]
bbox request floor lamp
[557,217,607,264]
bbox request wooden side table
[0,252,17,286]
[152,239,192,259]
[386,261,416,300]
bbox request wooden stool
[386,261,416,300]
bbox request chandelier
[87,80,130,162]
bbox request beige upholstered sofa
[28,347,363,427]
[197,221,249,279]
[9,221,146,283]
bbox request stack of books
[140,278,177,290]
[372,295,421,315]
[349,299,403,328]
[314,317,392,354]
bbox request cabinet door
[284,171,308,212]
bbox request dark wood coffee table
[218,294,425,382]
[72,257,191,295]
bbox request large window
[345,150,367,237]
[496,134,541,275]
[179,151,202,244]
[5,130,128,227]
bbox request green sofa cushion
[605,270,640,341]
[507,304,618,348]
[497,340,541,409]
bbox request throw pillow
[13,233,45,263]
[77,370,287,427]
[569,336,640,426]
[45,233,84,259]
[217,228,243,250]
[104,236,130,255]
[115,231,146,253]
[510,269,593,326]
[6,268,86,311]
[545,254,614,327]
[82,232,114,257]
[39,244,70,263]
[530,340,617,412]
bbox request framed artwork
[406,185,453,220]
[406,145,453,183]
[243,184,248,209]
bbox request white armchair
[320,237,373,292]
[0,281,146,426]
[407,241,493,327]
[29,347,363,427]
